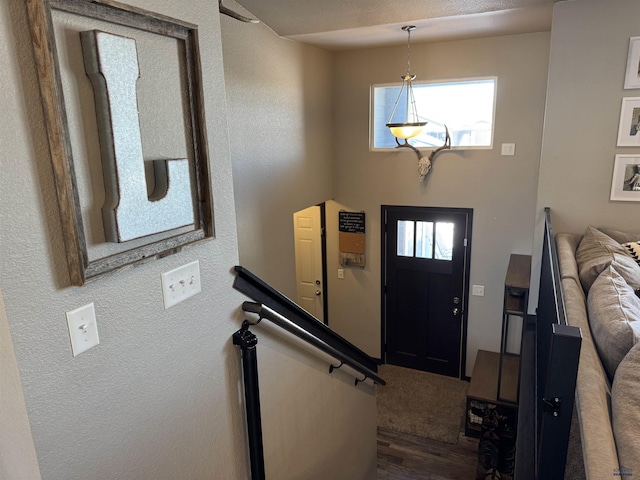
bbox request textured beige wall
[530,0,640,311]
[221,12,377,474]
[332,33,551,374]
[536,0,640,234]
[222,11,334,299]
[0,289,41,480]
[0,0,376,479]
[1,1,248,478]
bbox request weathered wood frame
[26,0,214,286]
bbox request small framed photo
[610,154,640,202]
[624,36,640,89]
[617,97,640,146]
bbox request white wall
[332,33,551,374]
[0,0,376,478]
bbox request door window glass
[397,219,453,261]
[435,222,454,260]
[397,220,414,257]
[415,221,434,259]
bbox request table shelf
[465,350,519,437]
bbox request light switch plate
[161,260,201,309]
[338,269,344,279]
[501,143,516,156]
[66,303,99,356]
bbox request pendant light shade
[386,26,427,140]
[388,123,425,139]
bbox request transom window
[371,77,496,150]
[397,220,454,261]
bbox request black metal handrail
[233,265,383,382]
[242,301,385,386]
[232,266,385,480]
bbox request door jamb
[319,203,328,325]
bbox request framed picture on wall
[26,0,214,286]
[617,97,640,146]
[624,36,640,89]
[610,154,640,201]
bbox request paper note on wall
[339,211,365,267]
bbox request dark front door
[382,206,472,378]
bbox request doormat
[377,364,468,444]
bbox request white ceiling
[227,0,568,50]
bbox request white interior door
[293,205,324,321]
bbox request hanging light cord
[406,27,412,76]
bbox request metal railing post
[233,325,266,480]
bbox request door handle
[315,290,321,296]
[453,307,459,315]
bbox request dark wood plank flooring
[377,426,479,480]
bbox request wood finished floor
[377,426,479,480]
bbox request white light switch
[472,285,485,296]
[338,269,344,279]
[66,303,99,356]
[161,260,201,309]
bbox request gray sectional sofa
[557,226,640,479]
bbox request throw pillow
[587,265,640,380]
[612,342,640,476]
[622,241,640,267]
[576,226,635,292]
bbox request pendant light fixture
[386,26,427,140]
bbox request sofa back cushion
[601,227,640,245]
[588,265,640,380]
[612,341,640,476]
[576,226,640,292]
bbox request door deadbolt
[315,280,321,285]
[453,296,460,304]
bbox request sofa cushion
[588,265,640,380]
[612,341,640,476]
[576,226,640,291]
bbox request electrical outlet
[161,260,201,309]
[472,285,485,296]
[66,303,99,356]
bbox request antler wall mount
[395,126,452,182]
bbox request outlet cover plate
[66,303,99,356]
[161,260,201,309]
[472,285,485,296]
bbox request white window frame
[369,76,498,152]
